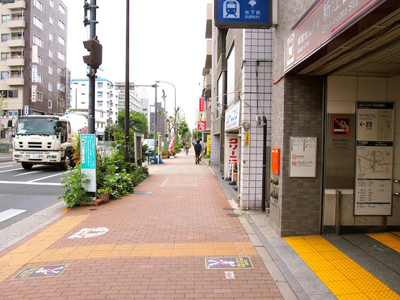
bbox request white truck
[12,113,88,170]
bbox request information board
[354,103,395,216]
[80,134,96,193]
[290,137,317,177]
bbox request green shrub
[59,163,92,207]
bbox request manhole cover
[134,191,153,195]
[227,214,240,217]
[223,208,235,211]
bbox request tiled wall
[240,29,273,209]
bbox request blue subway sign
[215,0,272,29]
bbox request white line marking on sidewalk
[195,177,199,187]
[29,172,64,182]
[13,171,41,177]
[0,209,26,223]
[161,176,170,187]
[0,180,60,186]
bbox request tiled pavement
[0,149,285,299]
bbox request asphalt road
[0,161,65,230]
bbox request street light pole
[124,0,130,163]
[156,81,176,136]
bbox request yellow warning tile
[312,243,338,252]
[306,260,336,271]
[298,252,326,262]
[66,246,96,260]
[366,290,400,300]
[336,293,370,300]
[152,243,174,257]
[173,243,194,256]
[194,243,215,256]
[330,259,360,270]
[214,242,237,256]
[325,280,363,295]
[320,251,348,261]
[131,243,155,257]
[302,235,331,245]
[368,232,400,253]
[352,279,391,293]
[59,208,70,214]
[341,267,374,280]
[233,242,258,256]
[109,244,136,258]
[290,245,317,254]
[285,236,309,246]
[315,269,348,282]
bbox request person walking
[199,138,205,161]
[194,140,202,164]
[185,140,190,155]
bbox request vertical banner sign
[32,65,37,82]
[198,121,206,131]
[224,134,240,178]
[31,85,37,103]
[24,105,29,115]
[355,103,395,216]
[290,137,317,177]
[199,97,205,112]
[80,134,96,193]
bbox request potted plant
[98,187,111,203]
[161,150,169,159]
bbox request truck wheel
[61,153,72,170]
[22,162,33,170]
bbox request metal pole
[262,117,267,212]
[154,83,158,163]
[335,190,341,235]
[87,0,96,134]
[124,0,130,162]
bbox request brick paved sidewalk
[0,149,284,299]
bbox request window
[34,0,43,11]
[58,20,65,31]
[48,66,53,75]
[57,67,65,77]
[1,34,10,42]
[49,50,53,58]
[0,90,18,98]
[49,16,53,25]
[57,51,65,61]
[49,33,53,41]
[1,53,9,61]
[36,91,43,102]
[38,55,43,66]
[1,15,10,24]
[48,82,52,91]
[59,4,66,15]
[48,100,52,109]
[97,91,103,97]
[37,74,43,83]
[50,0,53,8]
[33,35,43,47]
[1,71,9,80]
[58,36,65,46]
[98,82,103,88]
[57,82,65,92]
[33,17,43,30]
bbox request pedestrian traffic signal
[83,37,102,70]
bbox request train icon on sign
[223,0,240,18]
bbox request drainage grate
[134,191,153,195]
[227,213,240,217]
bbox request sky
[64,0,211,130]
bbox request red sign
[332,117,350,136]
[199,97,205,112]
[197,121,206,130]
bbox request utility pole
[154,83,158,163]
[124,0,130,162]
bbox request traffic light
[83,37,102,70]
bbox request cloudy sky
[64,0,211,129]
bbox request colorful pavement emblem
[205,257,253,269]
[12,264,69,280]
[68,227,109,239]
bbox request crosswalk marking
[0,181,60,186]
[0,209,26,223]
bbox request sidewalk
[0,149,399,299]
[0,149,287,299]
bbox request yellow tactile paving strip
[368,232,400,253]
[30,241,258,262]
[0,215,88,284]
[285,235,400,300]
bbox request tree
[117,111,148,134]
[178,120,190,141]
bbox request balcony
[7,77,24,86]
[7,19,25,29]
[7,38,25,48]
[7,0,26,10]
[7,58,24,67]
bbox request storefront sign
[80,134,96,192]
[214,0,272,29]
[197,120,206,131]
[354,102,394,216]
[225,102,240,131]
[284,0,385,72]
[32,65,37,82]
[207,134,211,155]
[31,85,37,103]
[290,137,317,177]
[199,97,205,112]
[224,134,239,178]
[24,105,29,115]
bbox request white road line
[29,172,64,182]
[0,209,27,223]
[0,164,14,169]
[0,169,20,174]
[0,181,60,186]
[13,171,41,177]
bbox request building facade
[209,0,400,236]
[0,0,68,143]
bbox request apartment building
[0,0,68,142]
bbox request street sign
[332,117,350,136]
[198,121,206,131]
[24,105,29,115]
[215,0,272,29]
[13,265,69,280]
[80,134,96,192]
[199,97,205,112]
[205,257,253,269]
